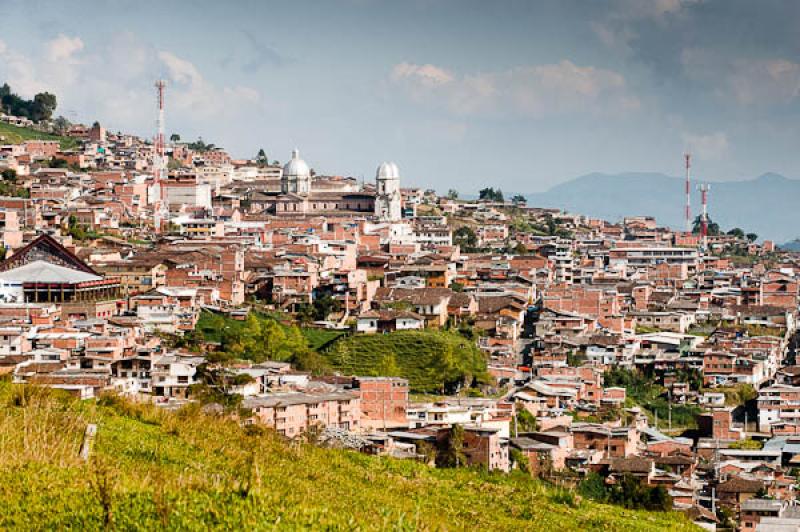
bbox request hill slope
[527,172,800,243]
[0,121,77,149]
[0,381,697,530]
[323,330,489,392]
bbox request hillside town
[3,90,800,531]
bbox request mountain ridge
[525,172,800,243]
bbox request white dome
[283,148,310,178]
[376,161,400,180]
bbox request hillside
[0,380,697,530]
[196,311,486,392]
[0,121,77,150]
[323,330,489,393]
[526,172,800,243]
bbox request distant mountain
[780,239,800,252]
[526,172,800,243]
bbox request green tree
[692,215,720,236]
[478,187,504,202]
[437,424,466,468]
[515,409,539,433]
[746,233,758,243]
[453,226,478,252]
[52,116,71,134]
[30,92,57,122]
[312,294,341,321]
[256,149,268,165]
[446,189,459,200]
[1,169,17,183]
[511,194,527,205]
[727,228,745,239]
[169,133,181,142]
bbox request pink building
[245,391,361,438]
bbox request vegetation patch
[0,380,698,530]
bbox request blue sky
[2,0,800,193]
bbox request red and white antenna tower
[699,183,710,251]
[684,153,691,232]
[155,79,166,185]
[153,80,168,232]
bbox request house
[356,309,424,334]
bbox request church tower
[282,149,311,195]
[375,161,402,221]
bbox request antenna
[684,153,691,232]
[699,183,710,251]
[153,80,169,233]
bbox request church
[264,149,402,221]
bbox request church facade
[264,149,402,221]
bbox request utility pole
[684,153,692,232]
[668,389,672,431]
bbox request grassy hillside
[0,121,78,150]
[0,381,697,530]
[195,311,483,391]
[323,330,489,393]
[195,310,345,351]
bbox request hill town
[2,80,800,531]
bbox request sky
[1,0,800,193]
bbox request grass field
[323,330,489,393]
[0,121,78,150]
[195,310,345,350]
[0,380,699,530]
[195,311,488,393]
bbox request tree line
[0,83,57,123]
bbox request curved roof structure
[283,149,311,178]
[0,260,103,284]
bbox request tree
[727,227,745,239]
[453,226,478,252]
[52,116,71,134]
[446,189,459,200]
[256,149,268,165]
[478,187,504,202]
[515,409,538,432]
[30,92,57,122]
[1,169,17,183]
[746,233,758,243]
[511,194,527,205]
[0,84,58,122]
[169,133,181,142]
[692,215,720,236]
[437,424,466,468]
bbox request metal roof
[0,260,102,284]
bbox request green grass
[195,309,344,350]
[301,327,346,351]
[195,311,487,392]
[324,330,489,393]
[0,121,78,150]
[0,381,699,530]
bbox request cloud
[681,48,800,106]
[0,34,264,144]
[45,34,84,63]
[683,131,729,160]
[391,62,454,87]
[729,58,800,105]
[390,60,639,118]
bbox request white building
[375,161,402,222]
[281,149,311,195]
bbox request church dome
[376,161,400,180]
[283,149,311,178]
